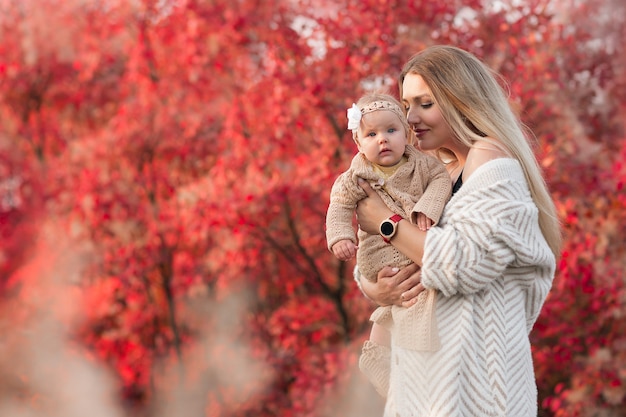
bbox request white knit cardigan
[385,158,556,417]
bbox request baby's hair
[353,93,415,145]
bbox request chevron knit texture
[384,158,556,417]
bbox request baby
[325,93,451,397]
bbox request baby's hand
[416,212,435,231]
[332,239,358,261]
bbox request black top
[452,170,463,195]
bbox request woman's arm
[356,178,428,265]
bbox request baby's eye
[388,128,397,133]
[367,131,377,137]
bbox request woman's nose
[406,107,419,124]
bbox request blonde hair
[354,93,415,145]
[399,45,562,257]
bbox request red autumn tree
[0,0,624,416]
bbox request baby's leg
[369,322,390,347]
[359,323,391,398]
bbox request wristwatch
[379,214,403,243]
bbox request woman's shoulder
[463,139,510,181]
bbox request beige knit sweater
[326,145,452,351]
[326,145,451,280]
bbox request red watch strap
[389,214,403,223]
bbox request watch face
[380,221,394,236]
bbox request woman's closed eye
[403,103,433,113]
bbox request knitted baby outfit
[326,145,452,352]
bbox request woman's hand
[355,178,394,234]
[359,263,425,307]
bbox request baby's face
[355,110,407,167]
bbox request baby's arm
[415,212,434,231]
[326,171,362,253]
[332,239,358,261]
[411,154,452,226]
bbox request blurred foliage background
[0,0,624,416]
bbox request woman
[354,45,561,416]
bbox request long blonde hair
[399,45,562,257]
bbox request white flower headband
[346,101,406,134]
[347,103,362,132]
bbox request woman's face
[401,73,454,152]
